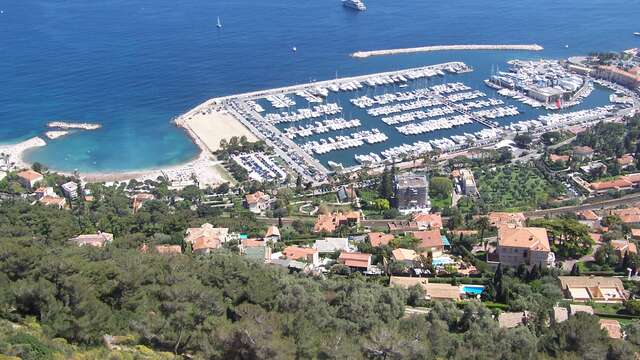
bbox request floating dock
[351,44,544,58]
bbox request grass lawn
[475,164,565,211]
[431,195,452,209]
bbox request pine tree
[570,262,581,276]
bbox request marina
[173,59,627,183]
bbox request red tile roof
[338,252,371,269]
[368,232,394,247]
[282,246,317,261]
[17,169,43,182]
[411,213,443,228]
[411,230,444,249]
[498,227,550,252]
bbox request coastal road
[524,193,640,218]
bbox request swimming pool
[461,285,485,295]
[432,256,455,266]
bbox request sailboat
[216,17,223,29]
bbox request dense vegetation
[475,164,565,211]
[0,184,638,358]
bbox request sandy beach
[175,101,257,153]
[0,137,47,170]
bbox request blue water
[461,285,485,295]
[1,0,639,172]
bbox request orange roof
[498,227,550,252]
[245,191,266,205]
[573,146,594,155]
[39,196,65,207]
[241,239,265,248]
[590,178,633,191]
[368,232,394,247]
[632,229,640,238]
[612,207,640,223]
[589,233,602,243]
[618,154,635,166]
[599,319,623,339]
[411,230,443,249]
[611,240,638,254]
[313,211,361,233]
[549,154,570,163]
[192,236,222,251]
[154,245,182,254]
[392,248,417,261]
[282,246,317,261]
[265,225,280,238]
[17,169,43,182]
[411,213,443,228]
[338,251,370,269]
[577,210,599,221]
[488,212,526,227]
[623,173,640,184]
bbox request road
[524,193,640,218]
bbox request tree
[514,133,533,149]
[429,177,453,200]
[476,216,491,261]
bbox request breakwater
[351,44,544,58]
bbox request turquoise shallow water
[1,0,639,172]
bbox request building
[497,227,553,268]
[572,146,594,161]
[395,173,430,214]
[264,225,281,242]
[368,232,395,247]
[551,306,569,325]
[569,304,594,315]
[184,223,229,254]
[245,191,270,214]
[558,276,626,303]
[132,193,155,213]
[488,212,526,228]
[61,181,78,199]
[338,252,372,272]
[498,312,529,329]
[527,86,567,104]
[618,154,635,168]
[39,195,66,209]
[313,211,361,233]
[282,246,320,267]
[34,187,55,199]
[17,169,43,190]
[391,248,419,265]
[337,185,357,203]
[389,276,461,301]
[600,319,623,339]
[154,245,182,255]
[387,220,420,234]
[313,238,352,254]
[610,240,637,258]
[593,65,640,89]
[589,178,634,194]
[411,230,446,256]
[411,213,443,230]
[549,154,570,163]
[458,169,478,196]
[611,207,640,225]
[70,232,114,247]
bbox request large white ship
[343,0,366,11]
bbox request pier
[351,44,544,58]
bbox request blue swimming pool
[461,285,485,295]
[432,256,455,266]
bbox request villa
[412,212,443,229]
[313,237,352,254]
[282,246,320,267]
[313,211,361,233]
[338,252,372,272]
[70,232,114,248]
[391,248,419,265]
[264,225,281,242]
[488,212,526,228]
[185,223,229,254]
[610,239,637,258]
[61,181,78,199]
[39,195,66,209]
[17,169,43,190]
[558,276,626,303]
[497,227,553,268]
[368,232,395,247]
[389,276,461,301]
[132,193,155,213]
[411,230,447,256]
[245,191,270,214]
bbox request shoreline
[0,137,47,170]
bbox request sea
[1,0,639,172]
